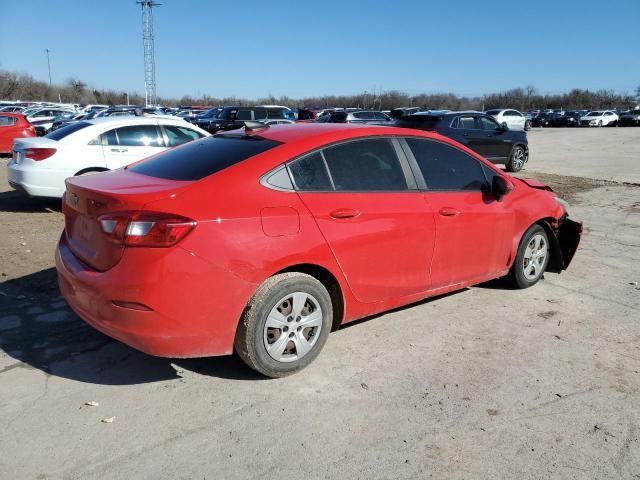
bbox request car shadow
[0,189,62,213]
[0,268,264,385]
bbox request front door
[477,116,513,161]
[404,137,515,287]
[289,138,436,303]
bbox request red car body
[0,113,36,153]
[56,124,581,360]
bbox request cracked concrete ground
[0,128,639,479]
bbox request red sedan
[55,123,582,377]
[0,113,36,153]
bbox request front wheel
[597,120,603,127]
[505,145,526,172]
[234,273,333,378]
[507,224,550,289]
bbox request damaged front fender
[546,216,583,273]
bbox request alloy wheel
[522,234,548,281]
[263,292,323,363]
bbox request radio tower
[137,1,160,106]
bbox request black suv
[192,106,293,133]
[396,111,529,172]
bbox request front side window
[406,138,488,191]
[322,138,407,191]
[163,125,204,147]
[110,125,163,147]
[479,117,500,130]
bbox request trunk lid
[63,170,192,271]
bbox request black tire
[234,272,333,378]
[507,224,550,289]
[524,120,531,131]
[505,145,526,172]
[597,120,602,127]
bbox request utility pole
[45,49,52,87]
[137,1,160,106]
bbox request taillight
[98,211,196,248]
[24,147,56,161]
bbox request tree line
[1,69,638,111]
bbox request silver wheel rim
[263,292,323,363]
[512,148,525,169]
[523,233,548,281]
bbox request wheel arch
[274,263,345,331]
[533,218,563,274]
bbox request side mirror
[492,175,513,201]
[498,122,509,131]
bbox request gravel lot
[0,128,639,479]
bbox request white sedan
[579,110,618,127]
[8,116,210,198]
[486,109,528,131]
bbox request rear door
[289,137,436,303]
[100,124,165,169]
[403,137,514,287]
[447,115,493,158]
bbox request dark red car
[55,124,582,377]
[0,113,36,153]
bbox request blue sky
[1,0,638,99]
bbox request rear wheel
[507,224,549,289]
[235,273,333,378]
[597,120,603,127]
[506,145,526,172]
[524,120,531,131]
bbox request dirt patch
[513,171,634,204]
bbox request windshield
[129,135,282,181]
[200,108,222,119]
[45,121,92,140]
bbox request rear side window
[289,152,333,190]
[0,116,17,126]
[129,135,282,181]
[406,138,488,191]
[46,121,92,140]
[457,116,476,129]
[236,110,252,120]
[322,138,407,191]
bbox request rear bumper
[7,161,69,198]
[55,235,256,358]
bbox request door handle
[462,133,470,137]
[110,148,128,153]
[329,208,360,219]
[438,207,460,217]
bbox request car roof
[223,122,443,146]
[86,116,188,127]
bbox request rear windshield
[128,135,282,181]
[45,121,92,140]
[395,115,440,131]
